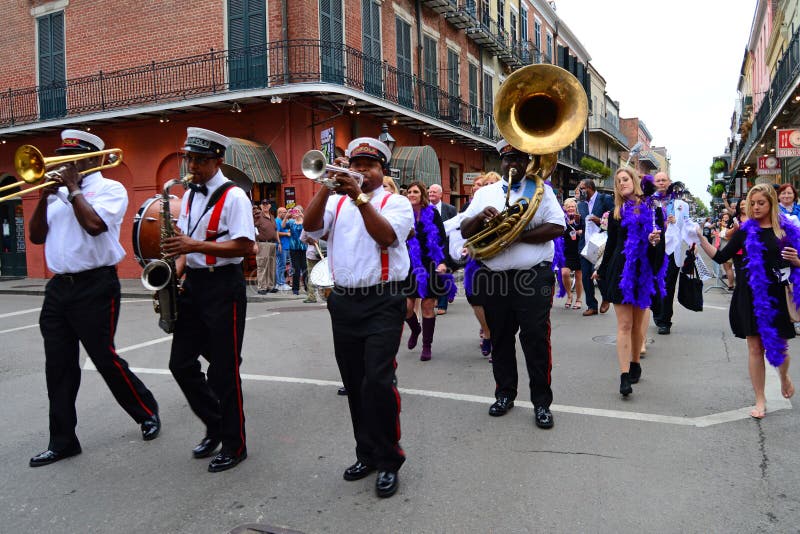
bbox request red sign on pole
[776,128,800,157]
[757,155,781,175]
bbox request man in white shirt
[28,130,161,468]
[161,128,255,473]
[305,137,414,499]
[428,184,457,315]
[461,140,565,430]
[651,172,689,335]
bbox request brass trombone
[0,144,123,202]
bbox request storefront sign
[776,128,800,157]
[463,172,482,185]
[320,127,335,164]
[757,155,781,175]
[284,187,296,208]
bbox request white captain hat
[346,137,392,165]
[182,127,232,157]
[56,129,105,154]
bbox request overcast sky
[554,0,757,201]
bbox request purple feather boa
[742,217,800,367]
[619,199,660,308]
[464,259,478,297]
[407,206,456,299]
[553,235,567,298]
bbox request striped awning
[391,145,441,187]
[226,137,282,184]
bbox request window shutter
[361,0,382,95]
[320,0,344,83]
[38,12,66,120]
[228,0,266,89]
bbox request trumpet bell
[14,145,47,184]
[493,64,589,155]
[301,150,328,181]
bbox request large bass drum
[132,195,181,267]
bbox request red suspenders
[204,187,233,266]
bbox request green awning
[226,137,282,184]
[391,145,440,187]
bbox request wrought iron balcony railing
[0,39,498,142]
[588,114,629,148]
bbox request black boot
[405,314,421,350]
[420,316,435,361]
[620,373,633,397]
[629,361,641,384]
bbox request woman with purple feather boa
[403,181,455,361]
[696,184,799,419]
[595,169,666,397]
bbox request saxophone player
[160,127,255,472]
[28,129,161,467]
[460,139,565,429]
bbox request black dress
[404,206,450,298]
[598,208,665,306]
[563,215,585,271]
[712,227,795,340]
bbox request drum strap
[331,193,392,282]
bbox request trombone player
[28,129,161,467]
[460,139,565,429]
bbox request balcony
[588,115,629,150]
[464,9,509,56]
[637,150,660,169]
[444,0,477,29]
[421,0,459,15]
[0,39,498,145]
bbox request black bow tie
[188,183,208,195]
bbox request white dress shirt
[664,198,689,266]
[177,170,255,269]
[44,172,127,273]
[584,190,600,243]
[461,179,566,271]
[307,190,414,288]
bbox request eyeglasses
[181,154,216,164]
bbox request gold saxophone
[464,64,589,261]
[141,174,192,333]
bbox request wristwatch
[67,190,83,203]
[354,193,370,207]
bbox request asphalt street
[0,280,799,533]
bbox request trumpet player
[161,127,255,473]
[304,137,414,498]
[28,130,161,468]
[460,140,565,429]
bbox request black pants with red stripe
[39,266,158,451]
[327,284,406,472]
[480,265,555,408]
[169,264,247,456]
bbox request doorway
[0,174,27,278]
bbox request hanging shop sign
[776,128,800,157]
[757,155,781,175]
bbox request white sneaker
[279,284,292,291]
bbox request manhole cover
[592,335,653,346]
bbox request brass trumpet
[301,149,364,189]
[0,144,123,202]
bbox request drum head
[309,258,333,288]
[132,195,181,267]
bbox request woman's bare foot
[750,404,766,419]
[780,374,795,399]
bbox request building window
[469,63,479,128]
[520,7,528,42]
[510,12,517,50]
[546,32,553,62]
[447,48,460,123]
[37,11,66,120]
[362,0,382,96]
[482,72,494,136]
[395,17,413,108]
[423,35,439,116]
[497,0,505,29]
[228,0,267,90]
[320,0,344,83]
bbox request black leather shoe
[629,362,641,384]
[620,373,633,397]
[337,387,348,396]
[29,446,81,468]
[208,450,247,473]
[534,406,554,429]
[140,414,161,441]
[657,325,670,335]
[192,437,221,459]
[269,288,279,293]
[257,289,268,295]
[488,396,514,417]
[343,460,375,481]
[375,470,399,498]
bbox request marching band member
[304,137,414,499]
[28,129,161,467]
[161,128,255,472]
[460,140,565,429]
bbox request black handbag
[677,249,703,312]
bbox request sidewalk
[0,276,307,303]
